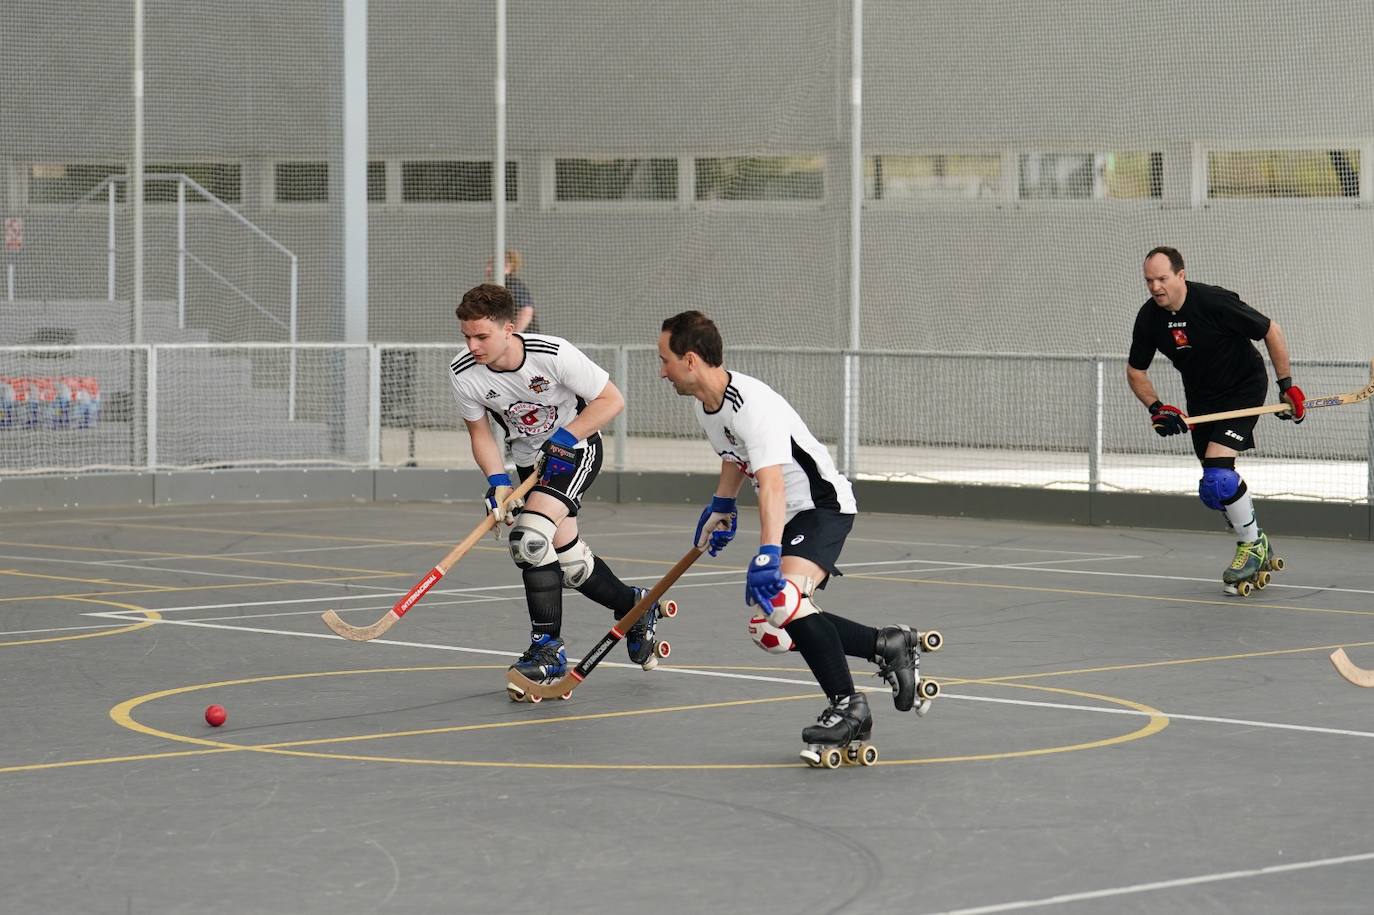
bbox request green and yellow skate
[1222,531,1285,597]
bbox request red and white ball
[747,613,795,654]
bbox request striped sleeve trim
[723,385,743,410]
[451,354,479,375]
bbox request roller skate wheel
[822,748,843,769]
[528,694,543,703]
[919,678,940,699]
[662,600,678,619]
[860,744,879,766]
[560,691,573,701]
[1255,571,1270,590]
[920,630,943,652]
[1236,580,1253,598]
[1270,556,1285,572]
[655,639,672,659]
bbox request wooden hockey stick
[321,473,539,641]
[505,545,705,702]
[1330,648,1374,688]
[1183,359,1374,426]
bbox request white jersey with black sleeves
[692,371,856,520]
[449,333,610,466]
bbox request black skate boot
[872,625,942,715]
[509,633,567,682]
[1223,530,1275,597]
[623,587,662,670]
[800,693,876,768]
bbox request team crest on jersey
[528,375,552,394]
[1170,327,1190,348]
[507,401,557,436]
[723,427,738,447]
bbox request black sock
[574,557,637,619]
[523,562,563,638]
[822,612,879,661]
[786,614,856,699]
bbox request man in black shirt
[1127,246,1305,594]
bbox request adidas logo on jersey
[485,389,500,399]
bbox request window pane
[401,161,518,202]
[146,163,242,203]
[275,162,329,203]
[1103,151,1163,199]
[28,164,125,203]
[695,156,824,201]
[866,154,1002,200]
[368,160,386,202]
[1208,149,1360,198]
[1019,153,1094,199]
[555,158,677,201]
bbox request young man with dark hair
[1128,247,1304,594]
[657,309,942,766]
[451,284,664,691]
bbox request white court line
[80,609,1374,742]
[924,850,1374,915]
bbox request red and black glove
[1276,377,1305,424]
[1148,400,1188,436]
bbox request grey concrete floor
[1,499,1372,914]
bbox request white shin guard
[1223,487,1259,542]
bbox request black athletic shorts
[1187,383,1266,460]
[516,433,603,517]
[781,508,855,588]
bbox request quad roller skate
[801,693,877,769]
[622,587,677,670]
[505,633,572,703]
[872,624,943,716]
[1222,531,1284,598]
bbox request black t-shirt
[1128,281,1271,410]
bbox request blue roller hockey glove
[694,495,737,556]
[484,473,523,537]
[539,427,579,479]
[745,545,784,608]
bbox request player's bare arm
[1262,320,1294,380]
[1125,364,1161,409]
[464,416,507,477]
[714,460,747,500]
[561,381,624,441]
[753,464,786,547]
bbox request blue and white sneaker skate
[510,633,567,682]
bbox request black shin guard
[575,557,637,619]
[786,613,856,699]
[821,612,880,660]
[523,562,563,638]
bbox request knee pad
[1199,467,1242,511]
[508,511,557,569]
[747,614,797,654]
[762,575,820,629]
[556,537,595,588]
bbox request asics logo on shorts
[790,534,805,545]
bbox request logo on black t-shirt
[1170,327,1190,349]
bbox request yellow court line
[0,598,159,647]
[100,666,1166,772]
[0,537,407,577]
[0,572,398,605]
[0,568,176,589]
[847,572,1374,618]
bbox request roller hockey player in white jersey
[657,310,942,767]
[450,284,666,688]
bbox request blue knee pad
[1199,467,1241,510]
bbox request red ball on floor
[204,704,227,727]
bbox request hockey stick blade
[505,546,704,701]
[1330,648,1374,688]
[1184,359,1374,426]
[321,473,539,642]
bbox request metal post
[176,178,186,329]
[494,0,507,287]
[6,263,13,302]
[107,182,117,301]
[1089,358,1103,493]
[840,0,863,477]
[368,344,381,468]
[614,346,628,472]
[146,345,158,471]
[288,255,299,421]
[132,0,145,343]
[342,0,368,343]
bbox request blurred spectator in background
[485,247,539,333]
